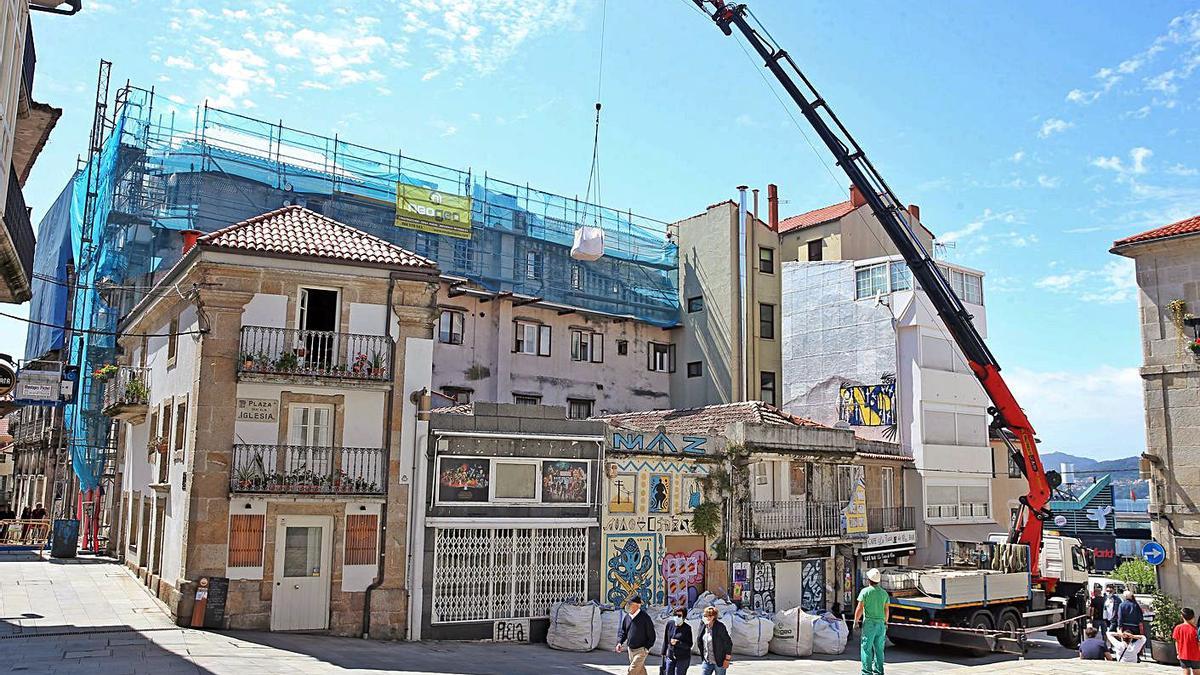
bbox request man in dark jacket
[1116,590,1145,635]
[616,595,655,675]
[661,607,692,675]
[696,606,733,675]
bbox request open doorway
[298,288,339,369]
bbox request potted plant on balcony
[351,352,369,376]
[124,376,149,405]
[369,351,385,377]
[1151,591,1182,665]
[147,436,168,461]
[93,364,119,382]
[274,350,300,372]
[240,352,255,370]
[233,464,258,491]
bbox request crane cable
[583,0,607,221]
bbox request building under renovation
[20,68,679,549]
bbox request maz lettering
[612,432,708,455]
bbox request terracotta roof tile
[199,205,437,269]
[777,200,856,233]
[595,401,827,435]
[1113,213,1200,249]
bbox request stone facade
[1113,231,1200,599]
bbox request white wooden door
[271,515,332,631]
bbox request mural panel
[801,559,826,611]
[607,473,637,513]
[679,475,703,514]
[649,474,671,513]
[838,382,895,427]
[662,549,706,609]
[605,534,659,606]
[438,458,490,503]
[542,460,588,503]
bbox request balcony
[239,326,393,383]
[868,506,915,533]
[0,167,35,303]
[230,444,385,496]
[740,500,845,542]
[101,366,151,422]
[925,503,990,520]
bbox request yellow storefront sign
[395,182,472,239]
[843,477,868,536]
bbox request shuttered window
[344,514,378,566]
[228,514,265,567]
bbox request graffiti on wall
[605,535,659,605]
[648,475,670,513]
[838,382,896,427]
[662,550,706,608]
[751,561,776,614]
[801,559,826,612]
[732,562,749,603]
[611,432,715,456]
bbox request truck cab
[989,533,1090,585]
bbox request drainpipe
[748,189,759,401]
[362,273,398,638]
[735,186,748,402]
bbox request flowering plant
[93,364,119,381]
[1190,338,1200,355]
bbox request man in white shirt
[1106,629,1147,663]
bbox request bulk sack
[599,606,622,650]
[769,607,814,657]
[547,600,601,652]
[646,606,672,656]
[571,225,605,261]
[811,612,849,654]
[731,610,775,657]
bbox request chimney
[751,188,760,225]
[181,229,202,254]
[767,184,779,230]
[907,204,920,222]
[849,184,866,208]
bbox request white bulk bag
[599,607,622,650]
[687,607,734,656]
[731,610,775,657]
[646,606,672,656]
[769,607,814,657]
[811,612,849,654]
[571,225,605,261]
[547,600,601,652]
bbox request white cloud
[1066,88,1099,104]
[1034,259,1137,303]
[1010,150,1025,163]
[205,45,275,109]
[1037,175,1060,189]
[1091,147,1153,175]
[1038,118,1073,138]
[1130,147,1153,174]
[1064,226,1103,234]
[1167,163,1199,176]
[940,220,983,244]
[165,56,197,70]
[1006,365,1145,459]
[1070,9,1200,107]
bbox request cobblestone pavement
[0,551,1175,674]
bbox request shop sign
[236,398,278,423]
[842,477,868,536]
[14,369,61,405]
[0,361,15,397]
[864,529,916,550]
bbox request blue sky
[7,1,1200,459]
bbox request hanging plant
[1167,299,1193,356]
[691,501,721,538]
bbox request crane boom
[692,0,1055,582]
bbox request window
[687,296,704,313]
[923,410,988,447]
[228,514,265,568]
[514,394,541,406]
[616,339,628,356]
[414,232,439,260]
[686,361,703,378]
[647,342,675,373]
[453,239,473,270]
[570,330,603,363]
[855,264,888,298]
[174,401,187,452]
[167,317,179,364]
[494,461,538,500]
[926,484,990,520]
[570,264,582,290]
[760,371,776,406]
[514,321,551,356]
[525,250,544,280]
[759,303,775,340]
[835,464,863,503]
[1008,451,1024,478]
[759,247,775,274]
[963,273,983,305]
[567,398,594,419]
[439,310,464,345]
[441,387,473,404]
[890,262,912,291]
[807,239,823,262]
[881,466,895,510]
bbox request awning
[859,544,916,560]
[930,522,1003,545]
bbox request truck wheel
[967,610,995,657]
[1054,615,1083,650]
[995,607,1022,637]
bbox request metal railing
[230,444,385,496]
[4,168,35,291]
[239,326,393,381]
[740,500,845,541]
[868,506,915,532]
[101,366,151,411]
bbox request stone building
[110,206,438,637]
[1112,213,1200,599]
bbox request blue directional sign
[1142,541,1166,566]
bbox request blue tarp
[23,176,76,361]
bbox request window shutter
[647,343,655,371]
[592,334,603,363]
[538,324,552,356]
[345,514,379,566]
[512,321,521,352]
[571,331,580,361]
[228,514,265,567]
[668,344,676,373]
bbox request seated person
[1078,626,1111,660]
[1106,629,1147,663]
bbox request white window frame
[924,482,991,521]
[881,466,894,510]
[855,263,888,299]
[648,342,675,373]
[566,398,594,420]
[525,249,544,280]
[514,321,551,356]
[491,459,541,503]
[570,330,603,363]
[434,456,593,507]
[297,286,341,331]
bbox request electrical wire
[0,310,207,339]
[583,0,608,219]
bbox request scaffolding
[26,75,680,525]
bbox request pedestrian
[696,606,732,675]
[660,607,692,675]
[1103,584,1120,631]
[1173,607,1200,674]
[19,505,31,543]
[854,567,889,675]
[0,503,13,541]
[1078,626,1112,660]
[1116,590,1145,635]
[1106,629,1146,663]
[1089,583,1107,633]
[615,595,655,675]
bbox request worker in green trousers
[854,568,890,675]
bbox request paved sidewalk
[0,551,1176,674]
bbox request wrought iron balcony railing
[100,366,151,412]
[239,326,393,381]
[230,444,385,496]
[867,506,915,533]
[740,500,845,541]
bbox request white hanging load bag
[768,607,814,657]
[647,606,672,656]
[811,612,849,654]
[547,600,601,652]
[599,606,622,650]
[571,225,605,261]
[731,609,775,657]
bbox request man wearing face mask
[616,595,655,675]
[697,606,733,674]
[660,607,693,675]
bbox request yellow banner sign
[843,477,868,536]
[395,182,472,239]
